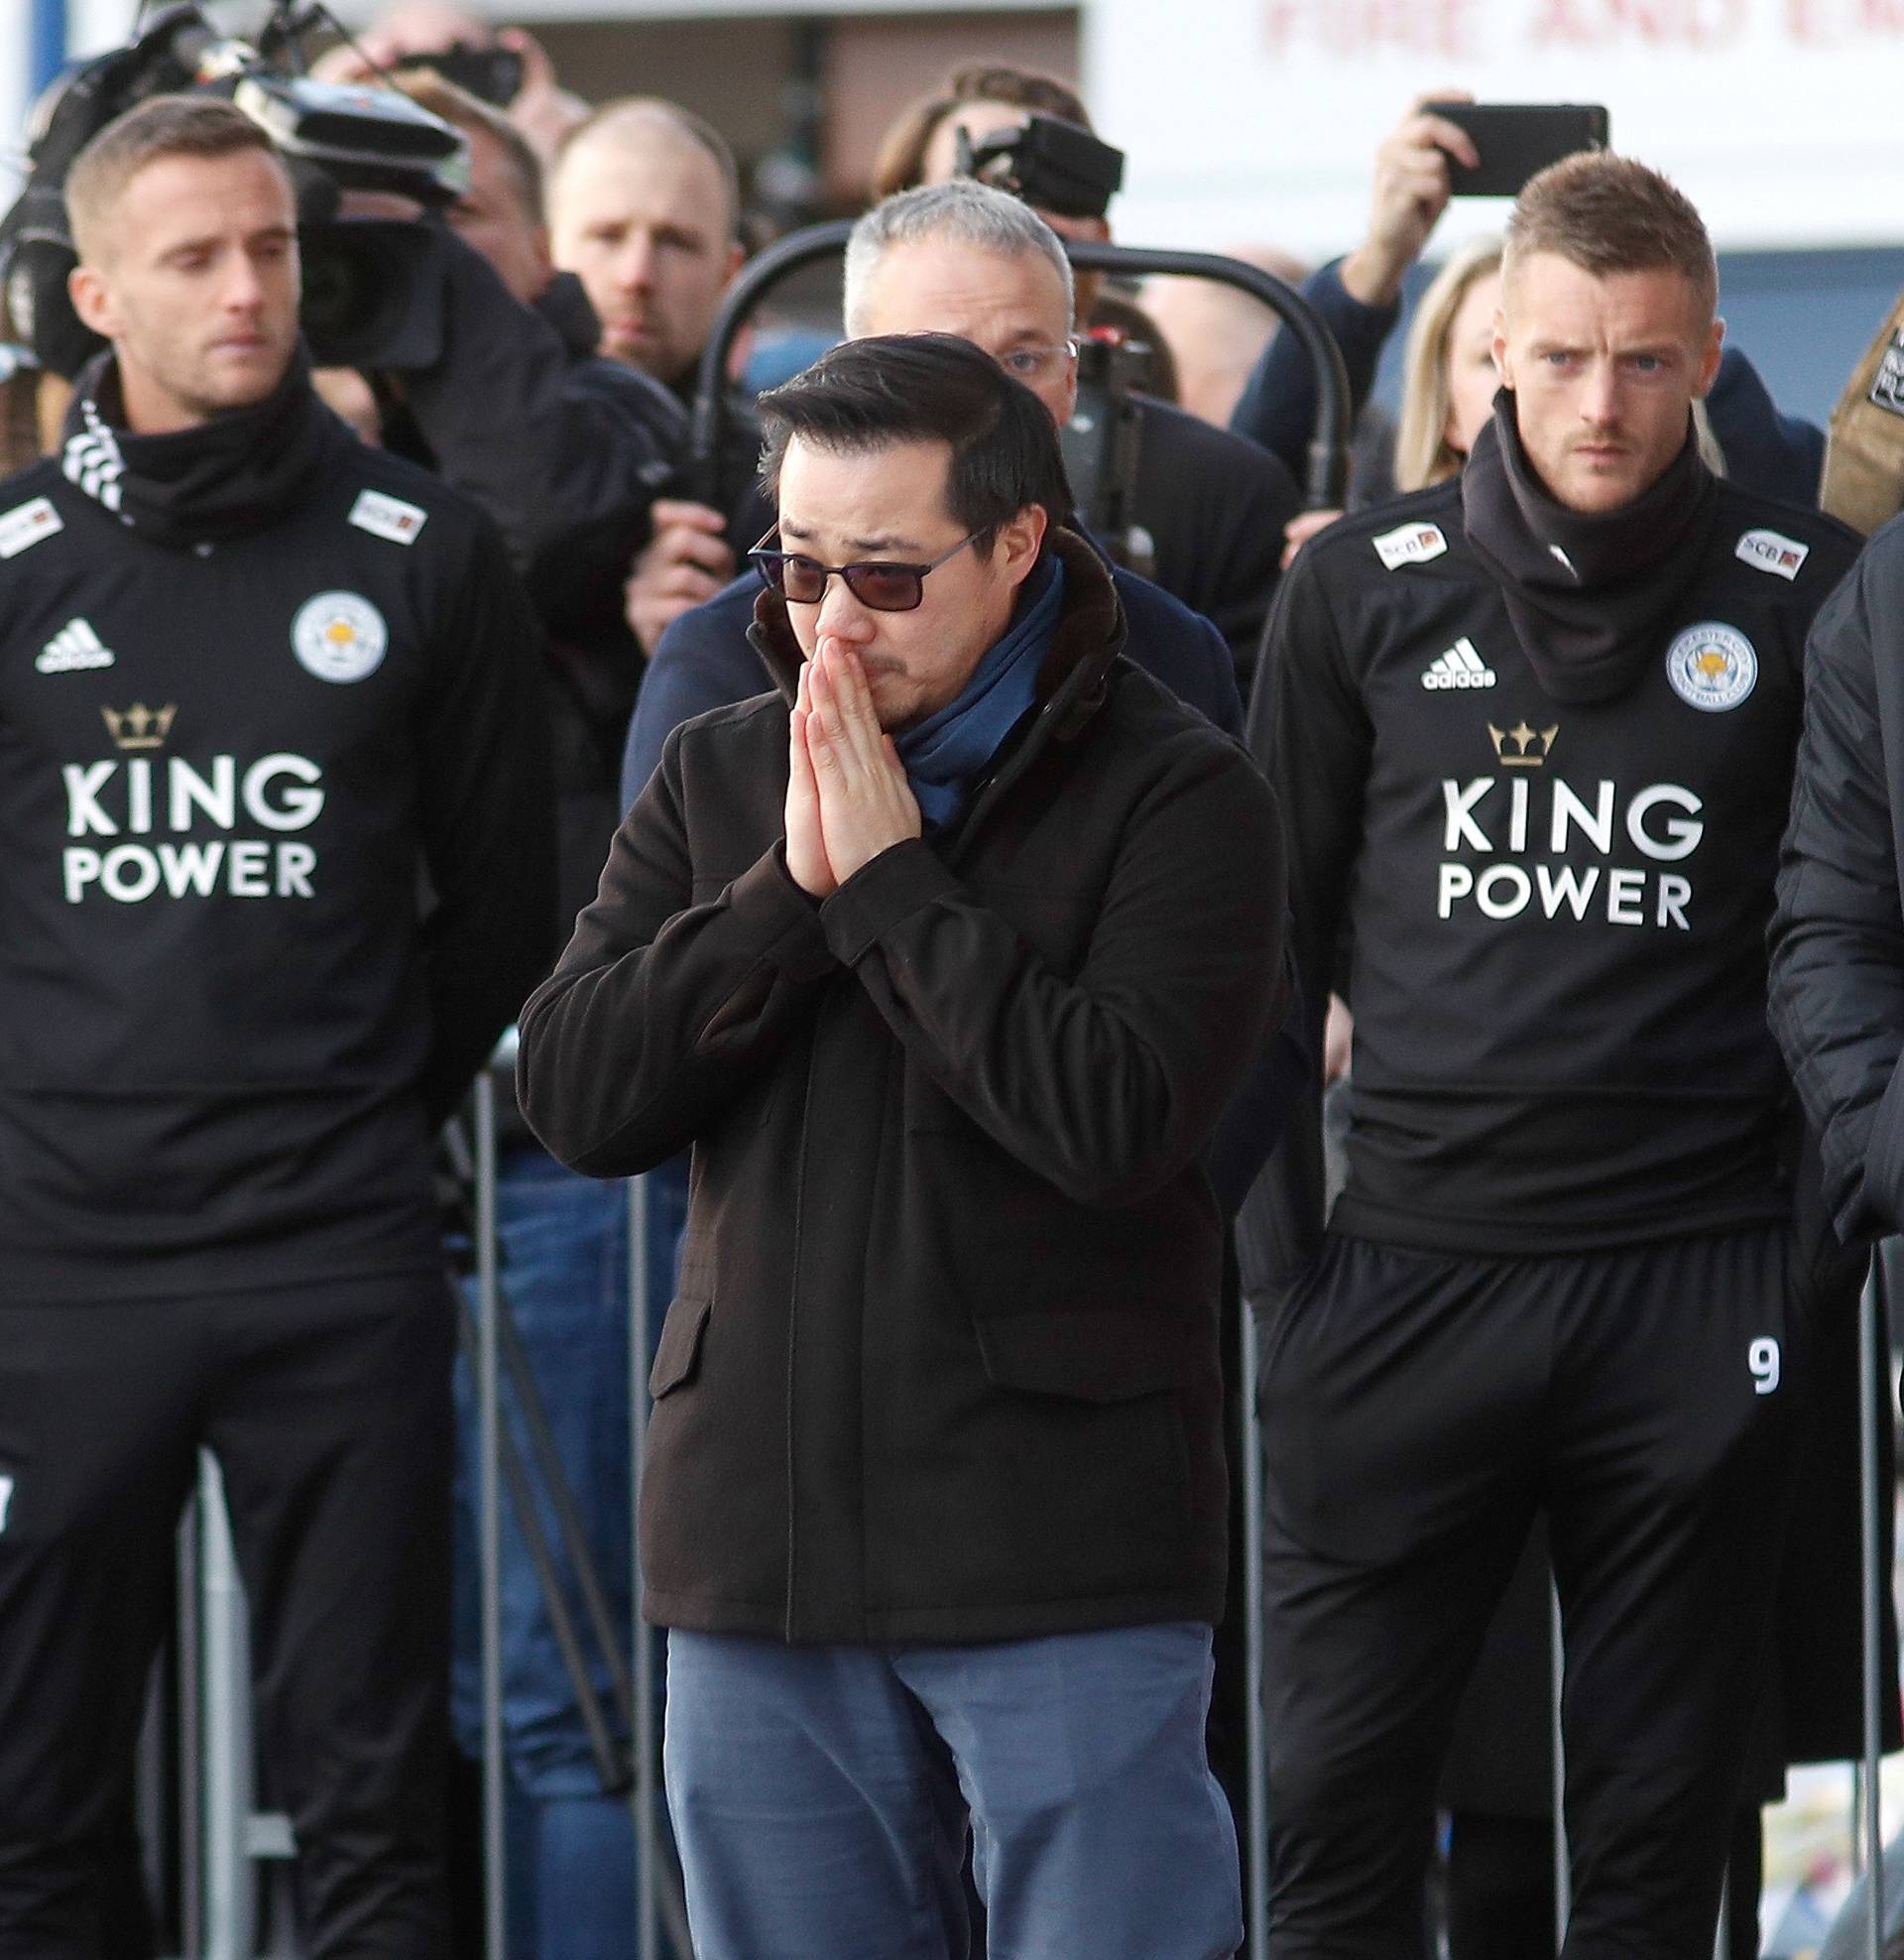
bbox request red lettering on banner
[1786,0,1904,41]
[1533,0,1744,42]
[1530,0,1599,39]
[1259,0,1479,59]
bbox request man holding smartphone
[1251,152,1858,1957]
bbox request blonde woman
[1391,233,1506,493]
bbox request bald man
[549,99,753,655]
[549,99,744,393]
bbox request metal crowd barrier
[464,1064,694,1960]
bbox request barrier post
[473,1071,508,1960]
[1859,1257,1886,1958]
[1551,1581,1569,1952]
[197,1452,253,1960]
[629,1172,660,1960]
[1241,1304,1268,1957]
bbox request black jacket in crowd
[1253,405,1858,1269]
[0,355,553,1302]
[1122,394,1301,678]
[517,533,1288,1644]
[1770,518,1904,1244]
[390,236,683,927]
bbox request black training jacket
[1257,474,1857,1263]
[0,364,553,1302]
[517,535,1287,1644]
[1770,518,1904,1244]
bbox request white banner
[1087,0,1904,257]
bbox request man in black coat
[519,334,1286,1960]
[1771,530,1904,1231]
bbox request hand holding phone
[1423,102,1610,198]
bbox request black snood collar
[1462,389,1720,703]
[61,347,339,550]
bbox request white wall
[0,0,35,198]
[1086,0,1904,260]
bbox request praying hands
[783,642,922,899]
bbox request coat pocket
[649,1295,711,1399]
[973,1309,1182,1403]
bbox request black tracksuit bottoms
[0,1270,455,1958]
[1256,1224,1809,1960]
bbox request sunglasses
[748,529,980,613]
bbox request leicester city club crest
[1665,622,1756,713]
[292,591,388,684]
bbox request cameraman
[0,94,551,1947]
[874,63,1302,679]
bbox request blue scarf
[894,554,1065,831]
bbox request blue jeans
[664,1622,1242,1960]
[451,1147,687,1959]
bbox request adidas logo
[36,618,115,674]
[1421,637,1495,690]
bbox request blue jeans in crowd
[451,1146,687,1960]
[664,1620,1243,1960]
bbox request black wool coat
[517,534,1288,1644]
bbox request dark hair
[67,96,284,264]
[757,332,1072,551]
[1505,152,1717,319]
[873,63,1091,202]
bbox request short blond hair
[553,98,739,242]
[66,95,283,266]
[1503,152,1717,321]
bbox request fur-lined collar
[745,526,1127,746]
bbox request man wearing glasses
[518,331,1287,1960]
[622,178,1241,809]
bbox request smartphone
[1423,102,1610,198]
[390,42,525,109]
